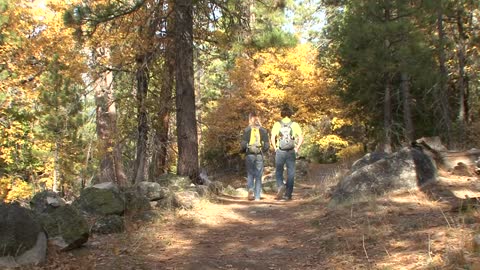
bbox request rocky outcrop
[31,191,89,251]
[330,147,437,205]
[37,205,89,251]
[0,203,47,268]
[174,190,201,209]
[135,181,169,201]
[91,215,125,234]
[414,137,480,173]
[30,190,66,213]
[73,184,125,215]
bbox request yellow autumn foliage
[202,44,357,166]
[316,134,349,149]
[0,176,34,203]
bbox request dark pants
[275,149,296,199]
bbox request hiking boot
[280,196,292,202]
[276,185,286,200]
[248,189,254,200]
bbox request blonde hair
[249,112,262,127]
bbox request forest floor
[33,163,480,270]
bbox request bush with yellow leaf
[202,44,364,167]
[0,176,34,203]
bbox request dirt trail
[150,186,329,270]
[40,163,480,270]
[126,163,334,269]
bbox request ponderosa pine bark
[94,51,127,187]
[436,8,452,146]
[151,1,175,179]
[174,0,200,183]
[401,72,414,143]
[133,54,150,183]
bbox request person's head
[249,111,261,126]
[280,105,293,118]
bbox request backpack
[247,126,262,154]
[278,121,295,150]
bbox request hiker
[240,111,270,201]
[270,105,304,201]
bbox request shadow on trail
[131,182,467,270]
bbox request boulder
[416,136,448,152]
[234,187,249,197]
[330,147,437,205]
[207,181,224,195]
[30,190,66,214]
[36,205,89,250]
[195,185,209,197]
[123,189,151,213]
[92,182,120,192]
[135,181,169,201]
[174,190,200,209]
[155,173,192,190]
[350,151,389,172]
[0,203,47,267]
[414,137,480,171]
[73,186,125,216]
[91,215,125,234]
[262,180,278,194]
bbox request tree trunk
[436,9,452,146]
[401,72,414,143]
[456,10,468,124]
[81,140,92,189]
[174,0,199,183]
[133,54,150,184]
[455,10,468,143]
[383,3,392,154]
[53,140,60,193]
[151,1,175,179]
[95,54,127,187]
[383,78,393,154]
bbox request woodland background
[0,0,479,202]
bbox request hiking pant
[246,154,264,200]
[275,149,296,199]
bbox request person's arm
[261,128,270,152]
[295,132,304,153]
[293,123,304,153]
[240,127,249,153]
[270,122,279,151]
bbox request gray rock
[36,205,89,250]
[207,181,224,195]
[91,215,125,234]
[416,136,448,152]
[73,186,125,216]
[262,180,278,194]
[92,182,120,192]
[123,189,151,213]
[30,190,66,214]
[199,169,211,185]
[351,151,389,172]
[330,147,437,206]
[0,203,46,267]
[0,232,47,268]
[155,173,192,190]
[195,185,209,197]
[0,203,43,256]
[174,191,200,209]
[135,181,168,201]
[235,187,249,197]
